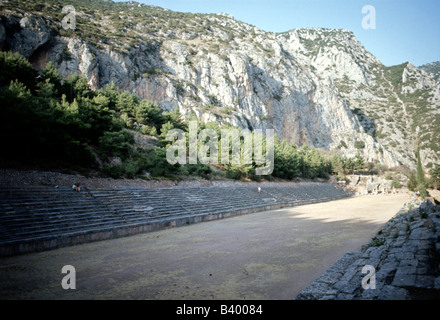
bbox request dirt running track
[0,194,409,300]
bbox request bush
[354,140,366,149]
[429,165,440,189]
[101,153,148,179]
[407,172,417,191]
[417,183,427,200]
[225,164,244,180]
[66,141,98,168]
[182,164,211,178]
[98,130,134,160]
[416,149,426,186]
[146,147,180,177]
[0,51,36,90]
[391,180,402,189]
[101,164,124,178]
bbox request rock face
[420,61,440,82]
[1,0,439,170]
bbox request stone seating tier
[0,184,350,256]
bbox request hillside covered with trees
[1,50,371,182]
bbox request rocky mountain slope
[420,61,440,81]
[1,0,439,171]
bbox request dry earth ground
[0,193,410,300]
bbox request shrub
[416,149,426,186]
[146,147,180,177]
[225,164,244,180]
[407,172,417,191]
[417,183,427,200]
[66,141,98,168]
[354,140,366,149]
[391,180,402,189]
[101,164,124,178]
[98,130,134,160]
[182,164,212,178]
[429,165,440,189]
[0,51,36,90]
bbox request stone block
[378,285,410,300]
[333,279,359,294]
[392,274,416,287]
[434,277,440,290]
[335,293,355,300]
[339,265,359,283]
[295,281,329,300]
[398,259,418,268]
[409,228,435,240]
[395,251,415,261]
[414,275,435,289]
[415,266,429,275]
[409,220,425,231]
[324,289,339,296]
[316,271,342,285]
[360,287,380,300]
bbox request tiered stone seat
[0,183,350,256]
[0,187,129,254]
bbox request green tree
[299,145,329,179]
[97,82,119,110]
[330,154,346,175]
[0,51,36,89]
[98,130,134,160]
[273,137,300,179]
[407,172,417,192]
[416,149,426,185]
[146,147,180,177]
[354,140,366,149]
[0,80,34,159]
[42,61,62,92]
[416,149,427,199]
[77,97,115,143]
[36,79,58,98]
[135,99,165,129]
[116,91,139,117]
[62,74,93,102]
[352,154,365,172]
[429,165,440,190]
[163,107,186,131]
[159,121,175,141]
[417,184,428,200]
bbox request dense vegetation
[0,0,440,185]
[406,149,440,198]
[0,50,368,181]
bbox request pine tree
[416,149,427,199]
[407,172,417,192]
[416,149,425,186]
[430,165,440,190]
[0,51,36,89]
[42,61,62,92]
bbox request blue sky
[119,0,440,67]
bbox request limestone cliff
[1,0,439,170]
